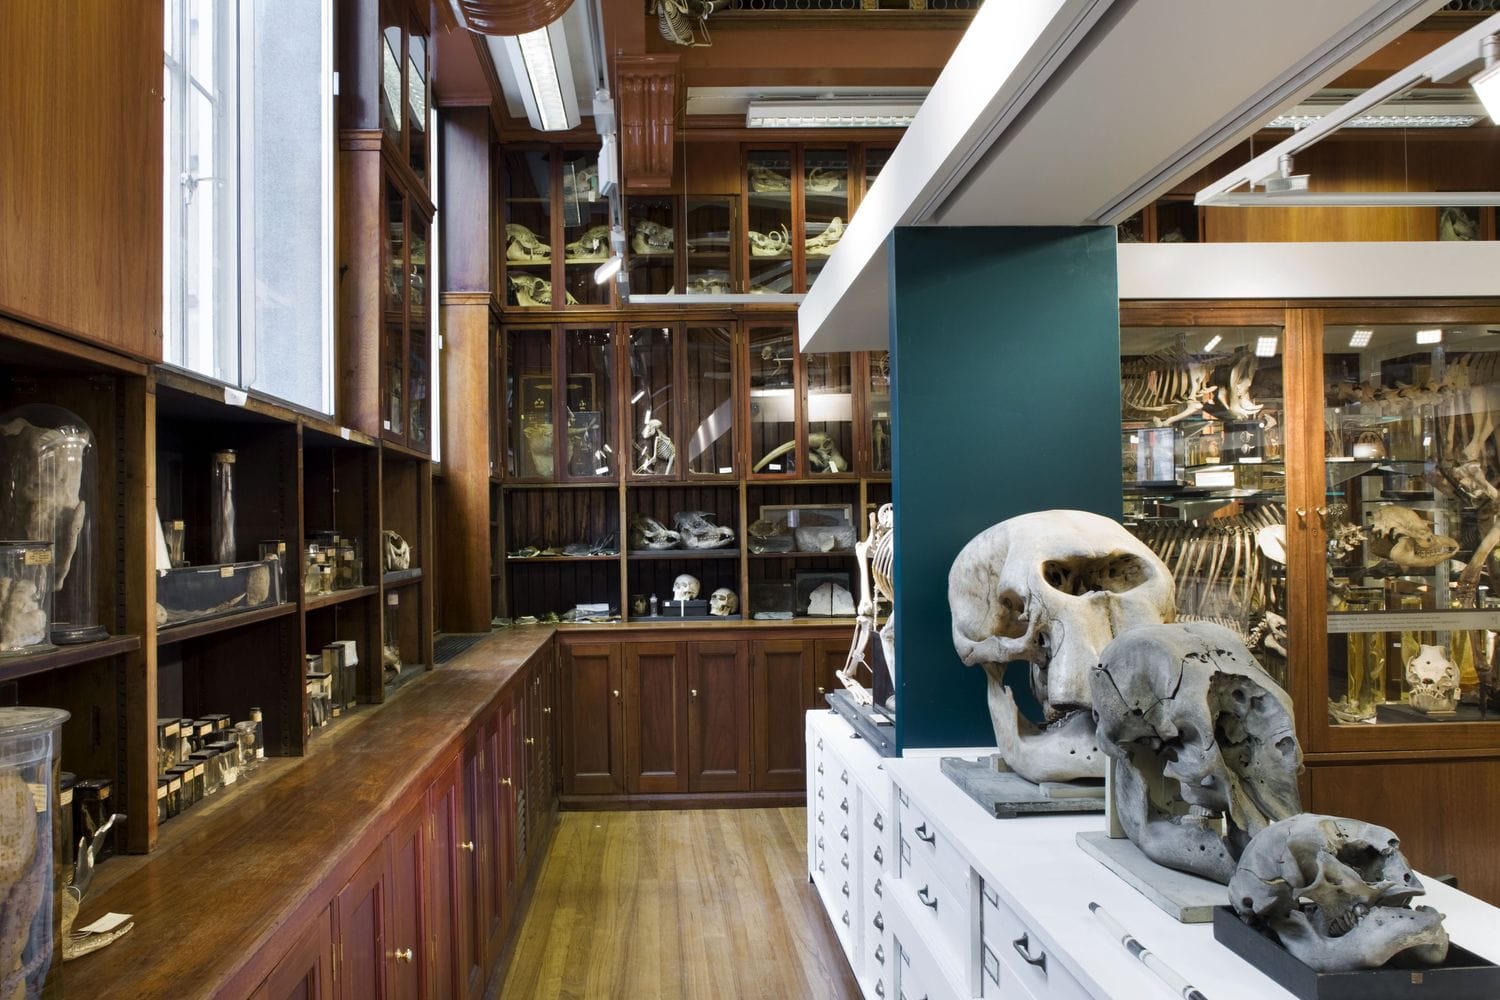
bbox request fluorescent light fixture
[1267,112,1483,130]
[593,254,622,285]
[1255,336,1279,357]
[1202,335,1223,352]
[1417,328,1443,345]
[1265,91,1486,130]
[746,97,924,129]
[494,21,580,132]
[1349,329,1374,348]
[1474,36,1500,122]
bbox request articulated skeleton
[564,225,610,262]
[631,219,674,256]
[650,0,732,47]
[635,418,676,475]
[840,503,894,709]
[1123,345,1268,427]
[505,223,550,262]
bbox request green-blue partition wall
[888,226,1122,752]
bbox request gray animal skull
[1229,814,1449,972]
[949,510,1175,783]
[1091,621,1302,883]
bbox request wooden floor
[495,808,861,999]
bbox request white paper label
[1326,610,1500,633]
[340,427,351,441]
[78,912,133,935]
[219,566,234,578]
[223,387,248,407]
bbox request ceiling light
[1255,336,1278,357]
[1266,112,1484,130]
[593,254,622,285]
[1475,36,1500,123]
[1202,335,1222,352]
[746,98,924,129]
[1349,329,1374,348]
[1417,328,1443,345]
[493,22,579,132]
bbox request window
[163,0,334,413]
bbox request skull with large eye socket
[1230,814,1449,972]
[1090,621,1302,883]
[708,588,737,616]
[672,574,700,602]
[949,510,1176,784]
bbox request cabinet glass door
[628,326,675,479]
[626,196,675,295]
[1121,326,1288,684]
[805,353,853,475]
[1323,322,1500,729]
[407,214,431,452]
[562,327,615,480]
[380,14,403,142]
[685,196,735,294]
[863,147,892,199]
[749,327,799,476]
[561,150,610,306]
[503,150,553,307]
[405,30,428,182]
[802,149,849,288]
[746,150,793,294]
[507,328,554,479]
[685,326,736,477]
[867,350,891,474]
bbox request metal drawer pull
[873,912,884,931]
[817,738,824,750]
[841,826,850,841]
[842,911,851,926]
[818,788,825,800]
[840,797,849,813]
[875,981,885,998]
[841,770,849,784]
[873,846,883,865]
[875,944,885,965]
[1013,933,1047,974]
[873,813,883,831]
[394,948,413,963]
[874,877,883,897]
[818,861,825,873]
[459,841,474,852]
[841,854,850,870]
[817,836,825,850]
[914,823,935,845]
[982,883,999,907]
[917,885,938,911]
[817,763,824,775]
[818,809,825,823]
[842,882,851,897]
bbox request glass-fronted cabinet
[1322,322,1500,730]
[863,146,892,201]
[627,326,674,479]
[1121,325,1287,683]
[865,350,891,475]
[381,176,431,452]
[506,327,554,479]
[561,150,610,307]
[685,196,736,294]
[379,0,429,187]
[805,353,854,475]
[562,328,615,480]
[686,326,737,477]
[627,196,676,295]
[802,149,849,288]
[747,326,800,476]
[746,150,794,294]
[503,150,554,307]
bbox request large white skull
[1230,814,1449,972]
[949,510,1175,783]
[672,574,700,601]
[1091,621,1302,883]
[709,588,737,616]
[1404,644,1459,714]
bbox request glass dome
[0,405,108,644]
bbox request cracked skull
[949,510,1175,783]
[1091,621,1302,883]
[1230,814,1448,972]
[672,574,700,602]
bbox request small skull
[382,530,411,572]
[709,588,738,616]
[672,574,700,602]
[1230,814,1449,972]
[949,510,1176,784]
[1404,644,1459,714]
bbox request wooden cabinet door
[424,756,462,1000]
[624,641,688,793]
[459,736,487,999]
[334,842,388,1000]
[388,802,427,1000]
[250,905,334,1000]
[560,643,625,795]
[812,638,847,708]
[481,715,506,962]
[688,641,751,792]
[495,692,523,928]
[752,639,813,791]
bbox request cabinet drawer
[897,786,967,901]
[979,882,1089,1000]
[898,843,969,973]
[894,925,963,1000]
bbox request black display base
[1212,906,1500,1000]
[825,690,896,757]
[1375,702,1491,724]
[52,625,110,645]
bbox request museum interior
[6,0,1500,997]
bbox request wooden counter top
[66,627,555,998]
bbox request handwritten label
[22,549,51,567]
[219,566,234,578]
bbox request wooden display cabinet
[501,144,609,310]
[381,176,434,453]
[559,150,611,307]
[379,452,433,693]
[626,195,677,296]
[377,0,430,189]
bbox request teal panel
[889,226,1121,751]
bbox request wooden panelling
[0,3,163,360]
[560,642,625,795]
[425,757,462,1000]
[625,642,689,793]
[339,139,385,438]
[753,639,813,791]
[1309,758,1500,905]
[249,907,334,1000]
[438,299,495,631]
[688,641,752,792]
[335,843,389,1000]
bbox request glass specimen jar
[0,540,54,656]
[0,404,108,644]
[210,450,237,564]
[234,721,258,777]
[248,706,265,759]
[0,706,70,997]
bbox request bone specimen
[382,530,411,572]
[949,510,1175,783]
[650,0,723,47]
[505,223,551,262]
[841,504,895,708]
[747,163,790,193]
[807,432,848,473]
[0,767,48,993]
[804,217,844,257]
[635,419,676,475]
[1405,643,1460,714]
[1229,814,1449,972]
[631,219,674,256]
[671,511,734,549]
[748,225,791,257]
[1123,345,1268,427]
[807,581,854,616]
[794,520,856,553]
[747,518,794,554]
[628,513,680,551]
[709,587,738,616]
[805,167,845,193]
[1440,206,1478,241]
[687,274,734,295]
[671,574,700,601]
[508,274,577,308]
[1368,505,1458,571]
[1092,621,1302,883]
[522,422,554,477]
[0,578,48,652]
[564,224,611,262]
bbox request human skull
[709,588,738,616]
[1230,814,1449,972]
[382,530,411,572]
[948,510,1175,783]
[1090,621,1302,883]
[1405,644,1459,714]
[672,574,700,602]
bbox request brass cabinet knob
[459,841,475,852]
[612,689,620,699]
[543,707,552,714]
[526,737,535,746]
[690,688,698,698]
[501,777,512,786]
[394,948,413,963]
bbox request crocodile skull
[631,219,674,256]
[1091,621,1302,883]
[1405,644,1459,714]
[1369,506,1458,570]
[709,588,738,616]
[1230,814,1449,972]
[505,223,551,262]
[672,574,700,602]
[949,510,1175,783]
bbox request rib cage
[1121,348,1219,417]
[1130,503,1285,622]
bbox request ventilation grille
[1443,0,1500,9]
[433,633,489,665]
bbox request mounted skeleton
[1123,345,1268,427]
[839,503,894,709]
[649,0,734,47]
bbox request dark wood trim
[558,790,803,811]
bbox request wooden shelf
[507,554,619,564]
[157,603,298,647]
[627,550,739,560]
[383,568,425,588]
[303,585,379,611]
[748,550,856,559]
[0,634,143,684]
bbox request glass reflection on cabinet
[380,24,402,138]
[685,327,735,476]
[504,150,553,307]
[626,197,675,296]
[385,324,405,438]
[562,151,610,306]
[685,196,735,294]
[563,328,614,479]
[507,329,553,478]
[1323,323,1500,726]
[406,33,428,181]
[803,149,849,288]
[747,150,793,294]
[805,353,853,474]
[868,350,891,474]
[1121,326,1288,685]
[750,327,797,475]
[629,327,674,477]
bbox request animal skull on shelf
[807,432,848,473]
[1091,621,1302,883]
[628,513,680,551]
[564,224,611,262]
[382,530,411,572]
[748,225,790,257]
[672,511,734,549]
[1369,505,1459,570]
[505,223,551,262]
[1404,644,1460,714]
[631,219,674,256]
[672,574,700,602]
[1229,814,1449,972]
[805,167,845,193]
[508,273,577,308]
[804,217,845,257]
[948,510,1176,784]
[747,163,790,193]
[709,588,738,616]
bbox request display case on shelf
[685,326,737,478]
[506,326,555,480]
[802,149,849,288]
[382,177,432,452]
[746,150,795,294]
[503,149,555,308]
[626,196,676,296]
[626,325,675,480]
[378,0,430,188]
[560,151,611,307]
[684,195,737,295]
[746,325,801,476]
[561,327,616,480]
[503,485,619,621]
[862,146,892,197]
[804,352,855,477]
[379,451,432,693]
[864,350,892,475]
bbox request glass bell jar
[0,706,70,996]
[0,405,109,645]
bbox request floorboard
[496,807,861,999]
